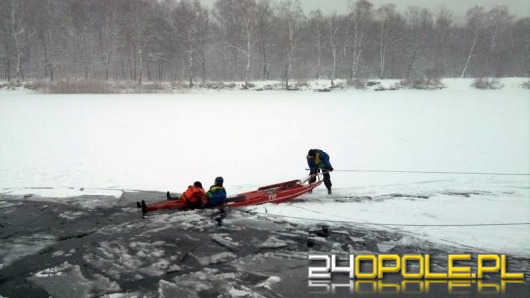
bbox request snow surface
[1,78,529,257]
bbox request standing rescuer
[307,149,334,194]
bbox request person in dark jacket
[205,176,227,207]
[307,149,334,194]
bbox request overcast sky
[199,0,530,18]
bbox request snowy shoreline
[1,77,529,94]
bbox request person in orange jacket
[138,181,207,214]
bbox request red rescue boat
[224,175,323,207]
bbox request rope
[248,206,530,227]
[330,169,530,176]
[239,208,529,261]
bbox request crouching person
[307,149,334,195]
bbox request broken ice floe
[256,276,281,290]
[101,292,144,298]
[211,234,241,251]
[158,279,198,298]
[0,200,22,211]
[258,236,288,249]
[349,236,365,242]
[138,212,216,234]
[376,235,419,253]
[0,233,56,268]
[0,188,123,200]
[161,268,272,298]
[52,250,64,257]
[53,248,76,258]
[83,240,178,280]
[58,210,87,220]
[193,252,238,265]
[211,252,238,264]
[30,261,120,298]
[376,243,396,253]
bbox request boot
[141,200,148,215]
[327,187,332,195]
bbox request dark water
[0,191,528,297]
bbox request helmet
[193,181,203,188]
[215,176,224,184]
[307,149,316,157]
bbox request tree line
[1,0,529,86]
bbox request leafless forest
[1,0,529,86]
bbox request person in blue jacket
[205,176,227,207]
[307,149,334,194]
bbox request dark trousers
[309,169,332,190]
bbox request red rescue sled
[138,175,323,214]
[224,175,323,207]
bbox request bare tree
[0,0,528,83]
[375,4,401,79]
[432,7,453,76]
[348,0,372,79]
[404,6,433,79]
[277,0,305,89]
[217,0,259,88]
[485,6,514,76]
[255,0,274,80]
[308,10,324,80]
[460,6,485,78]
[174,0,208,86]
[195,2,210,83]
[0,16,10,80]
[102,0,119,81]
[3,0,31,82]
[327,13,340,86]
[509,17,530,77]
[213,0,241,81]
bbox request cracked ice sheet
[83,240,176,280]
[0,188,123,210]
[161,268,272,298]
[0,187,123,199]
[249,185,530,257]
[0,234,56,268]
[0,200,22,209]
[138,211,217,233]
[29,261,120,298]
[93,211,216,237]
[58,210,88,220]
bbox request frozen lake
[1,82,529,256]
